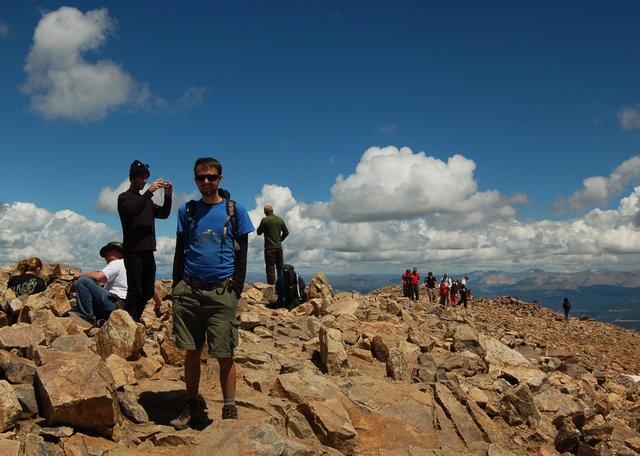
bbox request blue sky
[1,1,640,278]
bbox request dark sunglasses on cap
[195,174,219,182]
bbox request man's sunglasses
[195,174,219,182]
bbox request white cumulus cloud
[244,182,640,275]
[5,151,640,278]
[243,151,640,275]
[555,155,640,213]
[21,7,209,122]
[0,201,177,276]
[21,7,138,122]
[0,202,116,270]
[618,107,640,130]
[311,146,524,224]
[0,21,9,38]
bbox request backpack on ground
[274,264,308,310]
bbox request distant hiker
[8,257,46,296]
[438,278,448,305]
[70,241,127,325]
[117,160,172,322]
[401,269,413,299]
[450,280,459,307]
[458,276,469,308]
[424,271,437,302]
[562,297,571,321]
[171,157,254,429]
[442,273,452,305]
[411,267,420,301]
[256,204,289,285]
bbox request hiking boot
[170,400,205,430]
[222,404,238,420]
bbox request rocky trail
[0,263,639,455]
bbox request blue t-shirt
[177,199,254,281]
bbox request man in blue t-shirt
[170,157,254,430]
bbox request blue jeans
[72,277,117,321]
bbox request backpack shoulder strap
[183,200,198,253]
[186,200,197,221]
[223,199,240,252]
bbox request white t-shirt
[102,259,127,299]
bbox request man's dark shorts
[172,280,239,357]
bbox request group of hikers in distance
[402,268,470,308]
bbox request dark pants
[459,290,468,308]
[124,250,156,321]
[412,284,420,301]
[264,248,284,285]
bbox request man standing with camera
[117,160,172,322]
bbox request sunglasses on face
[195,174,220,182]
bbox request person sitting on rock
[8,257,46,296]
[70,241,127,325]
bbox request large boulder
[298,398,358,454]
[386,349,411,381]
[319,326,347,375]
[34,350,120,432]
[500,384,541,426]
[452,323,485,357]
[0,380,22,432]
[95,310,145,361]
[0,323,45,354]
[480,335,530,369]
[308,272,335,314]
[0,349,36,384]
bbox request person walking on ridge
[256,204,289,285]
[411,267,420,301]
[442,273,452,306]
[424,271,437,302]
[117,160,172,322]
[170,156,254,429]
[458,276,469,308]
[402,269,413,299]
[562,297,571,321]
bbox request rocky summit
[0,263,639,455]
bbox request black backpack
[275,264,308,310]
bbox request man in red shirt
[411,267,420,301]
